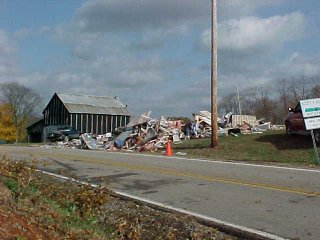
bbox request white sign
[300,99,320,163]
[304,116,320,130]
[300,98,320,118]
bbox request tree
[310,84,320,98]
[0,103,15,142]
[219,78,320,125]
[219,93,238,114]
[0,82,41,143]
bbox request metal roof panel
[56,93,130,115]
[64,103,131,115]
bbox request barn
[27,92,131,142]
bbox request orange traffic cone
[166,140,172,156]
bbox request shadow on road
[255,133,315,150]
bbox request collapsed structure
[42,110,284,153]
[46,111,183,152]
[195,110,282,137]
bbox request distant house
[27,92,131,142]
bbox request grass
[4,178,18,192]
[0,176,111,239]
[172,130,319,166]
[0,155,112,239]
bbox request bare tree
[278,79,290,110]
[276,79,298,122]
[219,93,238,114]
[310,84,320,98]
[220,77,320,124]
[287,76,316,102]
[288,79,301,102]
[238,86,279,123]
[0,82,41,143]
[241,86,260,116]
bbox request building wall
[26,119,44,143]
[43,94,130,136]
[69,113,130,135]
[44,94,69,126]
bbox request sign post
[310,130,320,163]
[300,98,320,164]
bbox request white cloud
[38,26,51,34]
[13,28,31,39]
[199,12,306,52]
[0,30,14,56]
[195,11,315,101]
[73,0,208,33]
[55,0,199,51]
[71,50,168,88]
[127,25,188,51]
[0,30,18,78]
[218,0,287,19]
[72,0,286,34]
[274,52,320,78]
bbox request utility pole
[211,0,218,148]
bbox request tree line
[0,82,41,143]
[219,78,320,124]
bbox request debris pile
[43,110,284,152]
[103,112,183,152]
[43,111,183,153]
[41,139,82,149]
[193,110,284,137]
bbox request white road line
[3,146,320,173]
[37,169,288,240]
[104,151,320,173]
[115,190,289,240]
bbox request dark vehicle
[47,126,80,142]
[285,103,320,142]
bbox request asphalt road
[1,145,320,240]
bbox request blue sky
[1,0,320,118]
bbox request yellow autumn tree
[0,103,15,143]
[0,82,41,143]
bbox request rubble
[81,133,98,150]
[193,110,284,136]
[42,110,285,153]
[42,111,179,153]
